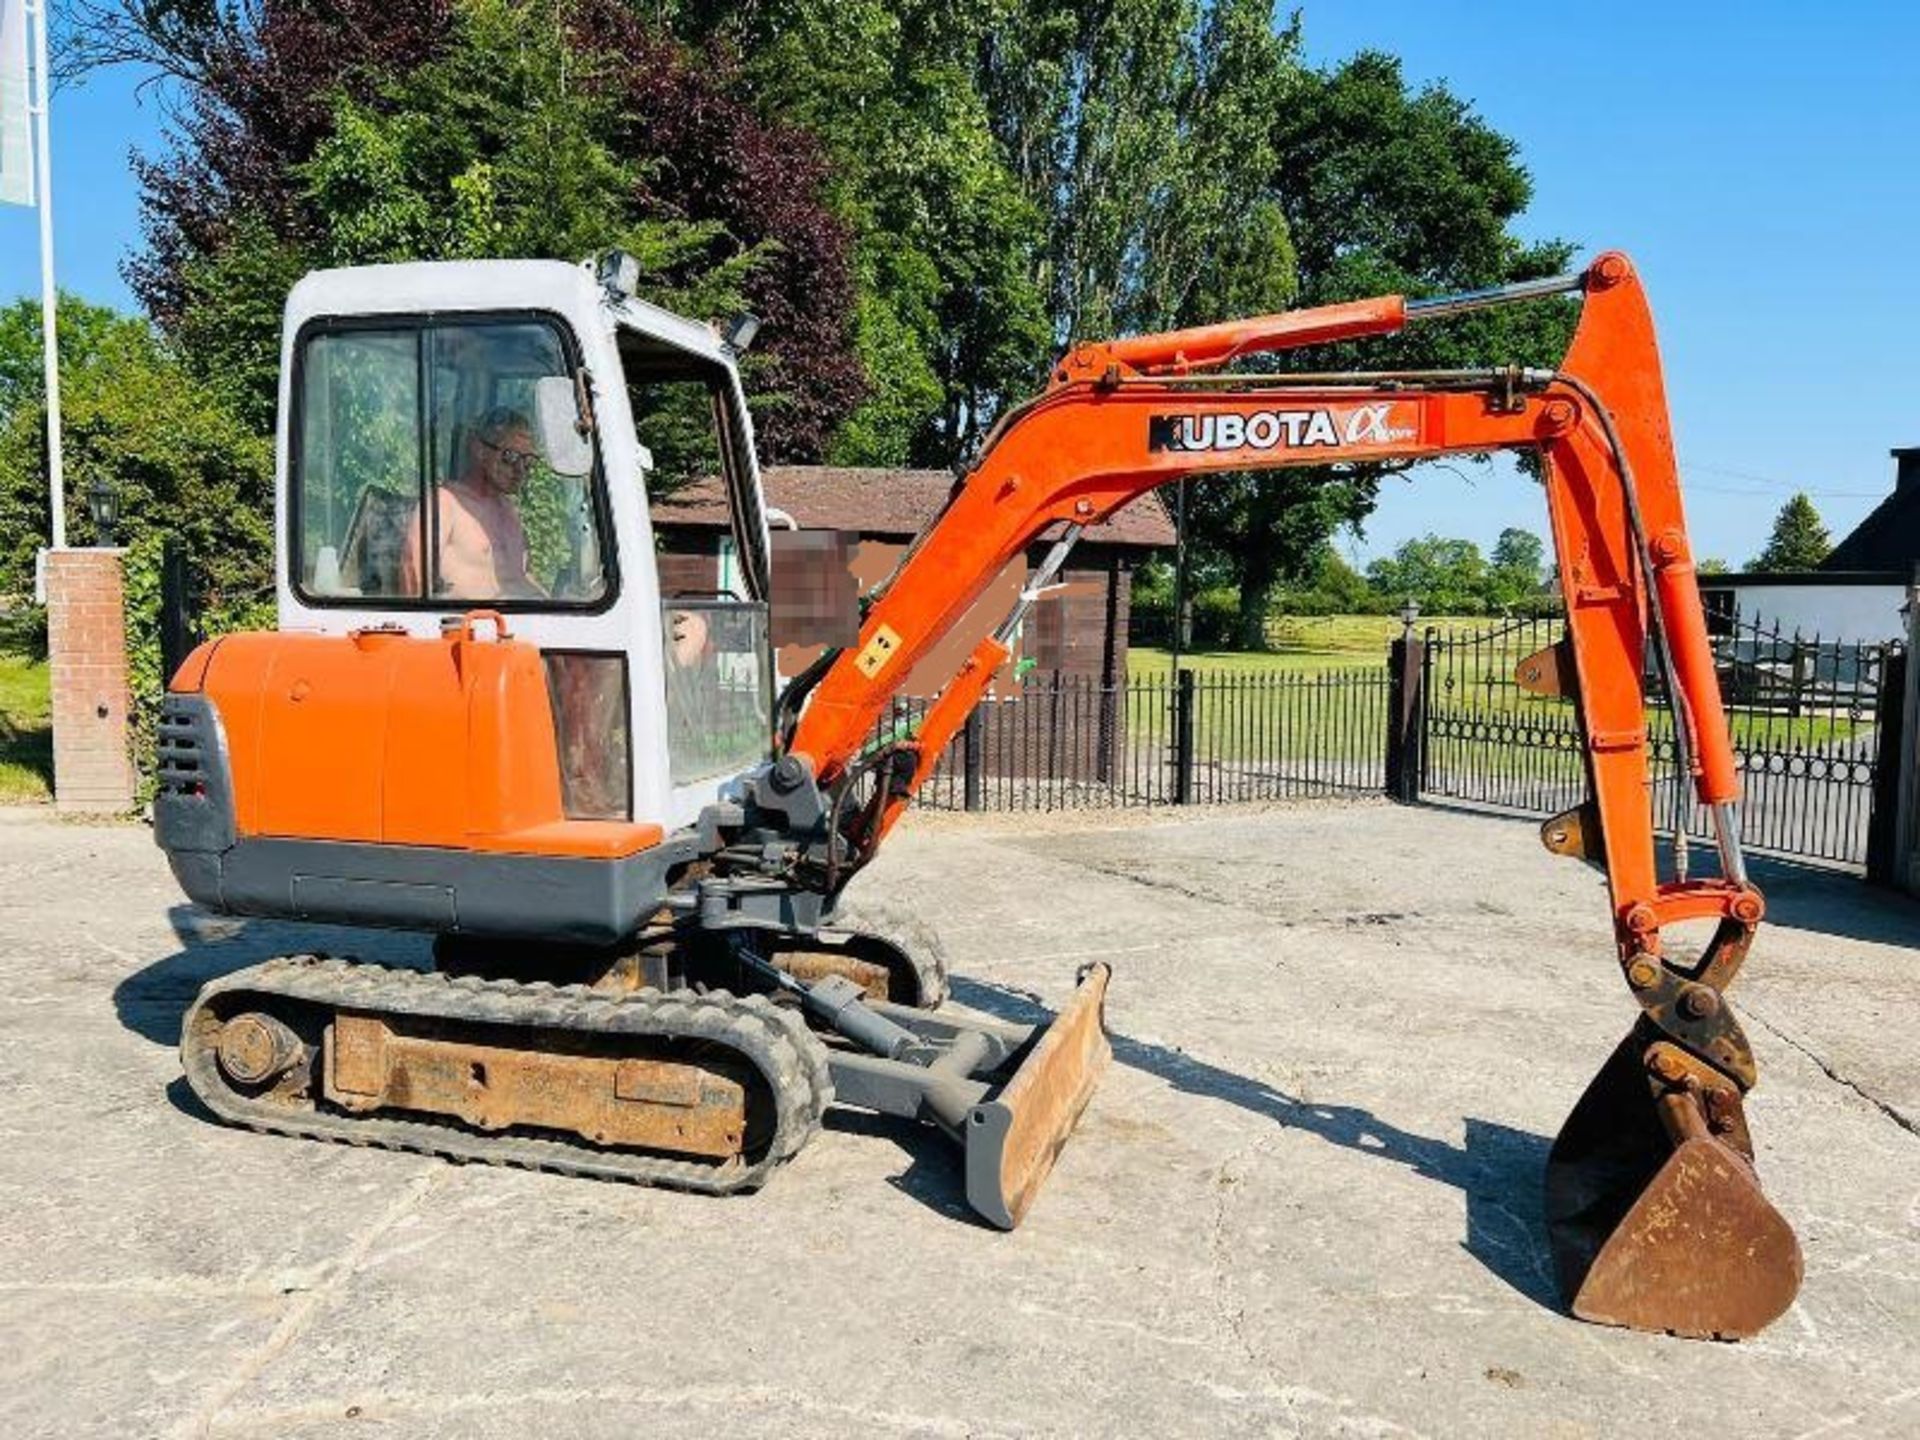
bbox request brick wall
[46,549,136,812]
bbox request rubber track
[181,956,833,1194]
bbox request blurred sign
[0,0,29,207]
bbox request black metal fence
[874,665,1390,812]
[1417,612,1905,872]
[869,609,1904,873]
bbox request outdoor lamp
[1399,596,1420,635]
[87,475,118,548]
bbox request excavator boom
[781,251,1800,1337]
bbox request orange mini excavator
[159,249,1801,1338]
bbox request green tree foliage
[1273,546,1385,616]
[1366,535,1489,616]
[986,0,1300,341]
[0,297,273,614]
[103,0,862,458]
[1751,493,1832,572]
[671,0,1052,465]
[1487,526,1550,609]
[1178,51,1576,645]
[677,0,1299,464]
[1361,528,1555,616]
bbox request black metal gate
[876,664,1391,812]
[1418,612,1906,872]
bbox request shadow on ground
[1426,801,1920,949]
[1743,853,1920,948]
[109,906,1562,1309]
[112,905,429,1047]
[952,974,1562,1310]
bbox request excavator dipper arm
[784,251,1802,1337]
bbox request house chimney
[1895,446,1920,494]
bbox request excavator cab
[281,258,776,832]
[159,256,1112,1231]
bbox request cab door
[286,308,639,825]
[614,324,776,824]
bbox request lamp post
[87,475,117,547]
[1399,595,1421,639]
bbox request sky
[2,3,1916,572]
[1296,1,1920,569]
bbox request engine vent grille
[156,696,207,798]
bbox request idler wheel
[216,1012,304,1086]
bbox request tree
[1183,50,1577,645]
[677,0,1300,465]
[0,298,272,614]
[1487,527,1550,610]
[1366,535,1492,616]
[1751,493,1832,572]
[92,0,864,459]
[985,0,1300,344]
[1274,545,1382,615]
[666,0,1051,466]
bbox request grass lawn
[1130,615,1488,678]
[0,650,52,804]
[1130,616,1871,764]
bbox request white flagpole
[26,0,59,547]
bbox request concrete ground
[1,800,1916,1439]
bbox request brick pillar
[46,548,136,813]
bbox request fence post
[962,705,984,812]
[1384,630,1426,802]
[159,537,198,683]
[1173,668,1196,804]
[1866,646,1908,886]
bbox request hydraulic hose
[1551,372,1748,888]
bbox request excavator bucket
[1544,1023,1802,1338]
[963,962,1113,1229]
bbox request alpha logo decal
[1147,402,1418,454]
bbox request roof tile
[653,466,1176,548]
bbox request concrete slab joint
[45,545,135,813]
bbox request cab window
[295,318,610,607]
[621,330,771,784]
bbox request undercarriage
[180,929,1111,1229]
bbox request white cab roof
[284,258,734,363]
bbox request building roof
[1822,446,1920,573]
[1698,570,1905,588]
[654,466,1177,549]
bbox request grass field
[1127,616,1871,765]
[0,651,52,804]
[1130,613,1491,678]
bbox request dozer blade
[964,962,1112,1229]
[1545,1024,1802,1339]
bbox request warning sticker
[854,624,904,680]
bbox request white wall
[1709,583,1907,644]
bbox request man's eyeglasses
[479,437,540,470]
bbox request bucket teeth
[1546,1023,1802,1339]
